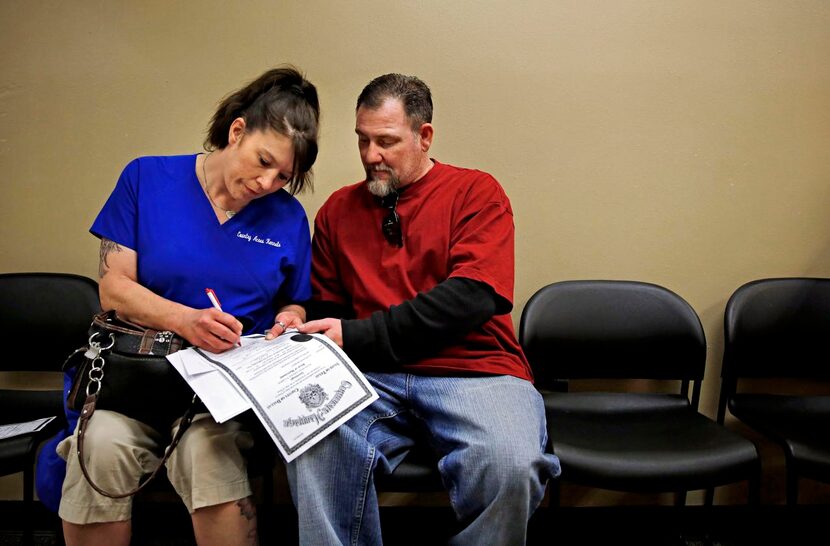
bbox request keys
[84,345,101,360]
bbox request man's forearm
[341,277,500,369]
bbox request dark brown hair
[356,73,432,131]
[205,66,319,194]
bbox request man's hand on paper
[298,318,343,348]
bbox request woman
[57,66,319,546]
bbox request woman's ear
[228,117,247,145]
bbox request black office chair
[0,272,100,544]
[718,277,830,505]
[520,280,760,506]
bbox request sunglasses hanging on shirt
[380,192,403,247]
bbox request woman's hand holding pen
[178,307,243,353]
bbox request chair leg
[23,465,34,546]
[546,480,560,537]
[549,479,561,507]
[257,468,275,543]
[703,487,714,506]
[262,466,274,508]
[786,466,798,506]
[748,471,761,506]
[674,490,687,507]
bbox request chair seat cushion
[730,394,830,482]
[0,413,63,476]
[0,434,40,476]
[546,392,759,491]
[546,392,691,415]
[729,394,830,425]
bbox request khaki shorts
[58,410,253,524]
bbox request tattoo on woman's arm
[98,238,122,278]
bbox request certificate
[189,332,377,462]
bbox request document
[167,351,251,424]
[171,332,377,462]
[0,416,56,440]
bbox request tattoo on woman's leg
[237,497,256,520]
[237,497,258,545]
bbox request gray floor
[1,502,828,545]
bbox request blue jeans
[286,373,560,545]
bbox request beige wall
[2,1,829,504]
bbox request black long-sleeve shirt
[309,277,509,371]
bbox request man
[290,73,559,545]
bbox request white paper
[188,332,377,462]
[182,355,217,376]
[168,351,251,423]
[0,416,56,440]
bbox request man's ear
[418,123,434,152]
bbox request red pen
[205,288,223,310]
[205,288,241,346]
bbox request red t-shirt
[312,160,532,381]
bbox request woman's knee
[79,411,160,469]
[167,417,252,500]
[174,417,251,464]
